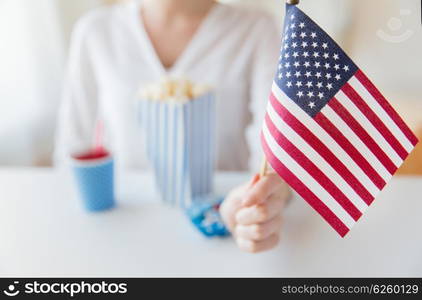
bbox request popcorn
[138,78,210,103]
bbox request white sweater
[54,1,280,171]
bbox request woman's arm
[54,17,100,165]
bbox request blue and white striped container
[139,92,215,208]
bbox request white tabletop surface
[0,168,421,277]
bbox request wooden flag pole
[260,157,268,177]
[260,0,300,178]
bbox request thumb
[248,174,260,188]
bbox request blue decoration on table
[186,196,230,238]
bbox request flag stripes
[271,84,376,202]
[314,113,386,190]
[319,105,391,182]
[261,125,355,235]
[265,79,417,234]
[349,76,415,152]
[342,83,408,160]
[261,133,350,236]
[266,103,368,213]
[328,97,398,174]
[354,70,418,147]
[335,91,403,166]
[265,113,363,219]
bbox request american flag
[261,4,419,237]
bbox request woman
[55,0,290,253]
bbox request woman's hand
[220,172,291,253]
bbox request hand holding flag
[220,172,290,253]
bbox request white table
[1,168,421,277]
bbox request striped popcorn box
[138,80,215,208]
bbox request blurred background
[0,0,421,172]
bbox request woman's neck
[142,0,215,20]
[140,0,216,69]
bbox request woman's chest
[91,37,251,112]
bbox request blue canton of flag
[276,5,358,117]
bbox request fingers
[222,175,289,254]
[220,184,249,232]
[242,173,284,207]
[235,215,282,241]
[236,233,280,253]
[236,195,285,225]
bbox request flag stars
[278,17,357,105]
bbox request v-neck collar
[129,0,222,77]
